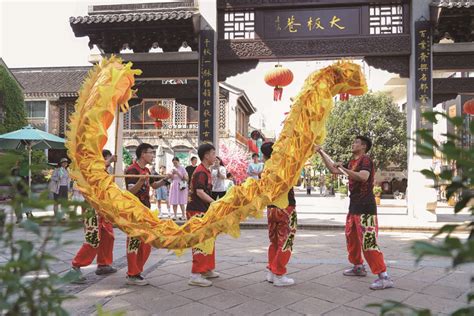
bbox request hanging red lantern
[154,120,163,128]
[339,93,349,101]
[264,64,294,101]
[148,103,170,129]
[148,103,170,120]
[463,98,474,115]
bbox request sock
[379,271,388,278]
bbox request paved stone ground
[23,227,467,316]
[3,193,468,230]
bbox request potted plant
[373,185,382,205]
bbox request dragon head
[329,61,368,96]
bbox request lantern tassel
[274,87,283,101]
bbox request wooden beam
[434,77,474,95]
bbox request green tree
[324,92,407,169]
[0,64,27,134]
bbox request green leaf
[447,116,465,127]
[451,306,474,316]
[422,111,441,124]
[438,169,453,180]
[455,195,472,213]
[467,292,474,303]
[420,169,437,180]
[19,219,41,236]
[412,241,451,262]
[367,300,432,316]
[432,224,460,238]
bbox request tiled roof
[70,10,194,25]
[431,0,473,7]
[10,67,91,98]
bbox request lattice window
[219,99,227,130]
[161,99,174,127]
[369,5,404,35]
[224,11,255,39]
[124,110,130,129]
[173,101,187,127]
[59,104,75,135]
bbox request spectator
[211,156,227,200]
[224,173,234,192]
[305,177,312,195]
[168,157,188,220]
[49,158,70,217]
[247,153,263,180]
[156,166,171,218]
[186,156,198,185]
[11,160,31,222]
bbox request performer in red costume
[125,143,169,286]
[315,136,394,290]
[71,150,118,284]
[186,143,219,287]
[261,142,297,287]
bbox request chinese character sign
[264,8,360,39]
[414,21,432,132]
[199,30,216,144]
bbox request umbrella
[0,125,65,193]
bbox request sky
[0,0,393,133]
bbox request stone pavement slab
[3,224,472,316]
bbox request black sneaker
[95,265,118,275]
[126,274,149,286]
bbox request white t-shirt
[211,166,227,192]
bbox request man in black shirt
[315,136,393,290]
[185,156,198,186]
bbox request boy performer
[261,142,297,287]
[71,150,118,283]
[125,143,169,285]
[315,136,393,290]
[186,143,219,287]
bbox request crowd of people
[153,154,236,220]
[40,136,393,290]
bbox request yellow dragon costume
[66,57,367,253]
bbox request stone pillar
[198,0,218,149]
[406,0,437,221]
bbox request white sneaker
[202,270,220,279]
[370,276,394,290]
[188,273,212,287]
[266,269,274,283]
[273,275,295,287]
[126,274,149,286]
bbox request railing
[123,128,230,139]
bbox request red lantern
[463,98,474,115]
[148,104,170,120]
[154,120,163,128]
[264,65,294,101]
[148,103,169,129]
[339,93,349,101]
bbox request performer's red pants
[72,212,114,268]
[345,213,386,275]
[267,206,297,276]
[127,237,151,276]
[186,210,215,274]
